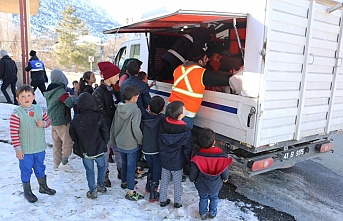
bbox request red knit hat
[98,62,120,80]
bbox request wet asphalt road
[219,182,296,221]
[219,134,343,221]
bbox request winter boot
[37,176,56,195]
[87,190,98,199]
[97,185,107,193]
[117,167,121,180]
[145,173,152,193]
[23,183,38,203]
[105,170,111,187]
[149,181,160,202]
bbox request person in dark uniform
[160,26,215,80]
[25,50,48,103]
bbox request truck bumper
[239,140,334,177]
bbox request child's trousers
[82,155,106,192]
[159,167,183,204]
[119,149,138,191]
[145,154,161,182]
[198,191,219,217]
[51,124,73,166]
[19,150,46,183]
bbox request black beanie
[187,48,206,62]
[29,50,37,56]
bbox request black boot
[149,181,160,202]
[145,173,152,193]
[23,183,38,203]
[37,176,56,195]
[105,170,111,187]
[117,167,121,180]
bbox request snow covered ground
[0,89,258,221]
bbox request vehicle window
[130,44,140,59]
[114,47,127,69]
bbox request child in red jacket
[189,128,232,220]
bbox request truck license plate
[283,148,305,160]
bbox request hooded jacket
[141,112,165,154]
[189,147,232,194]
[44,69,75,126]
[0,55,18,81]
[69,93,109,158]
[158,117,192,171]
[113,102,142,151]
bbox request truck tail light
[250,158,274,171]
[316,142,334,153]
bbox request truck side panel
[149,82,259,145]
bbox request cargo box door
[257,0,343,147]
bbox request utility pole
[19,0,30,84]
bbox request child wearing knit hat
[93,62,122,187]
[98,61,120,82]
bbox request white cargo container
[104,0,343,175]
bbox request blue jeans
[145,154,161,182]
[119,150,138,190]
[19,151,46,183]
[1,79,17,104]
[182,116,194,129]
[198,191,219,216]
[82,155,106,192]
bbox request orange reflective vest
[168,64,206,117]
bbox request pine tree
[54,5,96,71]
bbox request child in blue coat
[141,96,165,202]
[158,101,192,208]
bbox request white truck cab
[105,0,343,176]
[114,37,149,73]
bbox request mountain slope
[12,0,119,39]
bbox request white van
[105,0,343,176]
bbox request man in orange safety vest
[168,48,233,128]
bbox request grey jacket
[112,102,142,151]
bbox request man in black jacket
[25,50,48,103]
[160,26,215,80]
[0,50,18,104]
